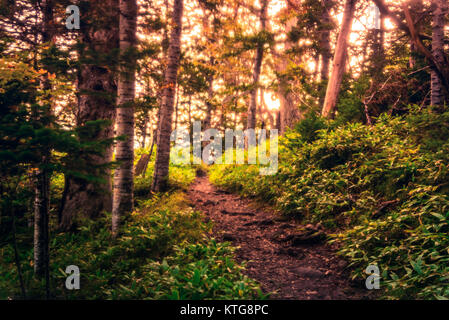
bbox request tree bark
[141,112,148,148]
[204,65,214,130]
[112,0,138,236]
[60,0,119,231]
[34,1,53,297]
[409,0,423,69]
[276,0,301,133]
[322,0,357,118]
[151,0,184,192]
[320,0,332,82]
[247,0,269,130]
[174,84,179,131]
[370,11,386,80]
[33,170,49,283]
[431,0,446,106]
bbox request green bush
[210,110,449,299]
[0,193,263,299]
[1,157,262,300]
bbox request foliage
[0,57,115,238]
[0,184,263,300]
[133,147,197,200]
[210,109,449,299]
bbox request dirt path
[187,174,373,300]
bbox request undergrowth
[0,151,263,300]
[210,108,449,299]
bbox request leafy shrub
[210,110,449,299]
[136,241,264,300]
[1,160,261,300]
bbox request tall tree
[322,0,357,118]
[408,0,423,69]
[33,0,53,297]
[60,0,119,230]
[112,0,138,235]
[247,0,269,130]
[151,0,184,192]
[319,0,332,82]
[431,0,446,106]
[200,7,217,130]
[276,0,301,133]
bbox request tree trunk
[319,1,332,83]
[33,171,49,282]
[60,0,119,231]
[275,109,281,131]
[204,67,214,130]
[188,95,192,132]
[142,129,156,178]
[151,0,184,192]
[174,84,179,131]
[276,0,301,133]
[34,1,53,297]
[247,0,268,130]
[149,129,156,159]
[322,0,357,118]
[409,0,423,69]
[431,0,446,106]
[112,0,137,236]
[141,112,148,148]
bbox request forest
[0,0,449,303]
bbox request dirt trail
[187,174,373,300]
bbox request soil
[187,174,375,300]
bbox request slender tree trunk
[378,12,386,67]
[141,113,148,148]
[219,103,225,131]
[149,129,156,159]
[188,95,192,129]
[320,0,332,82]
[142,129,156,179]
[112,0,137,236]
[322,0,357,118]
[201,10,216,131]
[34,1,53,298]
[260,89,274,128]
[409,0,423,69]
[60,0,119,231]
[275,109,281,131]
[151,0,184,192]
[410,42,417,68]
[258,88,265,126]
[247,0,268,130]
[204,67,214,129]
[431,0,446,106]
[276,0,301,133]
[33,171,49,283]
[174,84,179,131]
